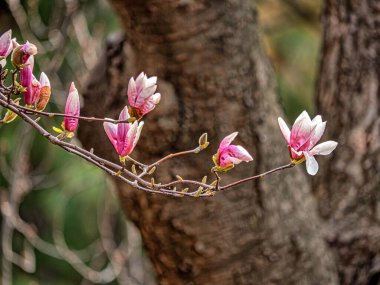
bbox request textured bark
[316,1,380,284]
[79,1,338,284]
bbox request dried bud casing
[36,85,51,111]
[36,73,51,111]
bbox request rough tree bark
[316,1,380,284]
[79,1,338,284]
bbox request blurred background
[0,0,321,284]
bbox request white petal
[145,76,157,88]
[308,121,326,148]
[39,72,50,87]
[127,77,137,106]
[278,117,291,143]
[133,121,144,149]
[151,93,161,104]
[103,122,118,150]
[304,152,319,175]
[310,141,338,156]
[311,115,322,124]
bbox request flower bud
[62,82,80,133]
[36,72,51,111]
[1,100,19,124]
[19,56,34,105]
[212,132,253,172]
[11,41,37,67]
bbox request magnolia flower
[62,82,80,133]
[213,132,253,172]
[278,111,338,175]
[0,30,13,60]
[35,72,51,111]
[103,106,144,161]
[127,72,161,118]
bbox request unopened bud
[1,100,19,123]
[12,42,37,67]
[148,166,156,175]
[198,133,208,149]
[36,72,51,111]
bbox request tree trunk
[316,1,380,284]
[79,1,338,284]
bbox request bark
[79,1,338,284]
[316,1,380,284]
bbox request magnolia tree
[0,29,338,198]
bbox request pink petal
[304,152,319,175]
[132,121,144,150]
[140,99,156,115]
[0,30,12,58]
[127,77,137,107]
[119,121,138,156]
[310,141,338,156]
[103,122,118,150]
[307,121,326,149]
[117,107,131,153]
[227,145,253,162]
[278,117,291,144]
[290,111,316,150]
[219,132,238,150]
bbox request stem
[149,148,199,168]
[10,100,135,124]
[219,162,295,191]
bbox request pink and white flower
[213,132,253,171]
[62,82,80,133]
[0,30,13,59]
[278,111,338,175]
[103,106,144,160]
[127,72,161,118]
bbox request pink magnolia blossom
[278,111,338,175]
[213,132,253,171]
[127,72,161,118]
[0,30,13,59]
[62,82,80,133]
[103,106,144,160]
